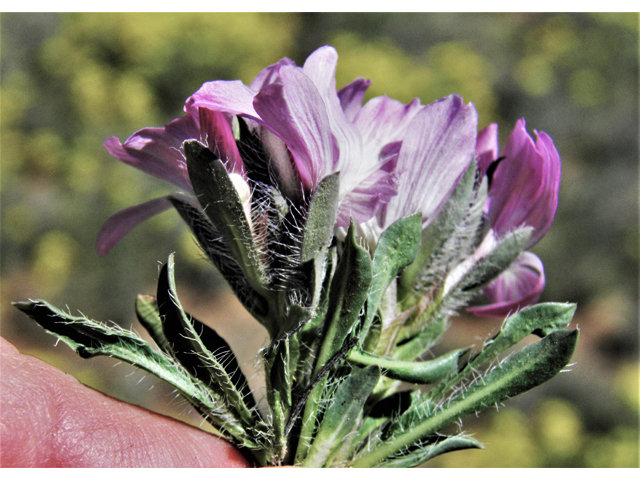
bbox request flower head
[97,45,479,257]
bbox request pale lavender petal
[104,115,198,191]
[302,45,339,94]
[380,94,478,229]
[336,155,399,228]
[249,57,296,91]
[253,65,335,190]
[302,46,363,183]
[185,79,260,121]
[467,251,545,318]
[95,196,173,257]
[337,77,372,121]
[197,108,244,174]
[489,119,561,247]
[476,123,499,177]
[353,95,423,172]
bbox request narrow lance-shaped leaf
[168,195,270,321]
[378,435,484,468]
[183,140,273,310]
[313,219,373,372]
[455,226,533,293]
[353,329,579,467]
[295,224,372,463]
[347,347,466,385]
[157,253,257,426]
[430,302,577,399]
[135,294,170,352]
[399,159,478,298]
[12,299,248,440]
[303,366,381,467]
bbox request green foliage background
[1,12,638,467]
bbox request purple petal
[380,94,478,229]
[259,126,301,200]
[476,123,499,177]
[249,57,296,91]
[467,251,545,318]
[337,77,372,121]
[253,65,335,190]
[104,115,197,191]
[489,119,561,247]
[96,196,173,257]
[197,108,244,174]
[185,79,261,121]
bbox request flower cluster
[98,45,560,318]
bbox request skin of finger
[0,337,252,467]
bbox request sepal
[168,195,270,323]
[300,172,340,263]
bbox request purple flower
[96,108,245,256]
[468,119,561,317]
[97,45,479,256]
[185,45,429,228]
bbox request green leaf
[378,435,484,468]
[347,348,466,385]
[361,213,421,345]
[156,253,257,426]
[135,294,170,352]
[430,302,577,399]
[353,329,579,467]
[183,140,271,305]
[303,366,381,467]
[12,299,247,439]
[300,172,340,263]
[392,314,448,361]
[168,195,270,321]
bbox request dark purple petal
[380,94,478,229]
[104,115,198,191]
[467,251,545,318]
[249,57,296,91]
[489,119,561,247]
[337,77,372,121]
[476,123,499,177]
[197,108,244,175]
[253,65,335,190]
[95,196,173,257]
[185,80,261,121]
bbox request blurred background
[1,12,638,467]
